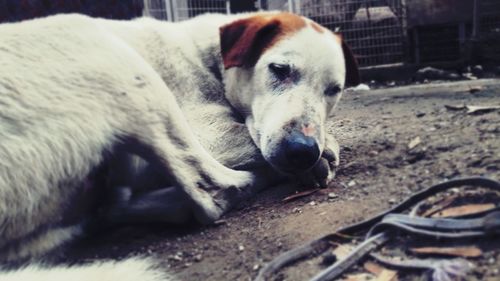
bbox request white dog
[0,11,359,280]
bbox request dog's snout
[284,132,320,170]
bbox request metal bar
[226,0,231,14]
[413,29,420,64]
[143,0,151,17]
[458,22,466,58]
[165,0,173,21]
[471,0,479,39]
[170,0,177,21]
[295,0,301,15]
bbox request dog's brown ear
[220,17,281,69]
[341,40,360,87]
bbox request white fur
[0,258,173,281]
[0,11,350,280]
[2,226,82,263]
[0,13,253,258]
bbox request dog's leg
[128,129,253,224]
[101,121,281,226]
[118,85,260,224]
[104,186,192,225]
[101,167,279,226]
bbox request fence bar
[225,0,230,14]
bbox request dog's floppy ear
[220,17,281,69]
[341,40,360,87]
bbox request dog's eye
[324,85,342,97]
[269,63,291,80]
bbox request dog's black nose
[284,132,320,170]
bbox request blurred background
[1,0,499,80]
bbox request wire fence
[296,0,406,66]
[478,0,500,63]
[143,0,497,67]
[144,0,229,22]
[480,0,500,33]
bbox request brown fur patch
[332,32,342,44]
[330,32,360,87]
[310,22,324,33]
[220,13,306,69]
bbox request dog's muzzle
[274,131,320,173]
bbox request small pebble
[408,136,421,150]
[488,257,495,264]
[368,150,378,157]
[389,198,397,204]
[213,219,227,226]
[328,192,338,199]
[238,245,245,252]
[194,254,203,262]
[253,264,260,271]
[347,180,356,187]
[171,254,183,261]
[309,201,317,206]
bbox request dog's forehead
[221,12,344,70]
[276,26,342,59]
[262,13,342,55]
[261,12,308,31]
[263,18,345,80]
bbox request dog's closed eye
[324,84,342,97]
[269,63,291,81]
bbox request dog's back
[0,14,190,280]
[0,14,173,262]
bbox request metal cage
[293,0,407,67]
[143,0,230,22]
[478,0,500,63]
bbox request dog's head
[220,12,359,174]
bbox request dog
[0,11,359,280]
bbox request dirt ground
[64,79,500,281]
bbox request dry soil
[64,79,500,281]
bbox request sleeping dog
[0,11,358,280]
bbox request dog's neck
[116,13,274,115]
[123,14,241,100]
[177,13,263,114]
[176,13,248,81]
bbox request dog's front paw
[297,136,339,188]
[189,168,255,224]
